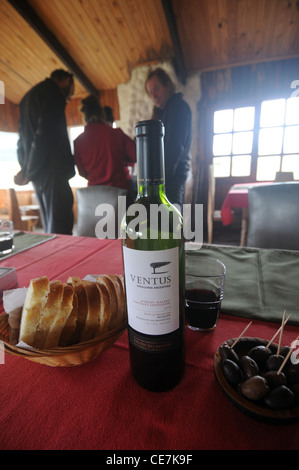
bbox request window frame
[210,97,299,182]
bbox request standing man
[16,69,75,234]
[145,68,192,208]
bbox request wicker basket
[0,313,127,367]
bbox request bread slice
[67,277,88,343]
[19,276,50,346]
[96,275,118,329]
[44,283,74,349]
[59,289,78,347]
[94,282,111,334]
[102,275,126,325]
[80,280,102,342]
[33,280,64,349]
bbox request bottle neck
[136,150,165,188]
[135,120,166,203]
[137,181,166,200]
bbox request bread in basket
[0,274,127,367]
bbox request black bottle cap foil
[135,120,165,184]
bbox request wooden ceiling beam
[7,0,99,96]
[161,0,187,84]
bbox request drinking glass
[185,257,226,331]
[0,220,14,255]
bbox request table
[221,182,275,246]
[1,234,299,452]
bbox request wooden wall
[0,99,19,132]
[65,88,120,127]
[0,88,119,131]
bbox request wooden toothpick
[230,321,252,349]
[277,334,299,376]
[265,313,290,349]
[277,310,286,357]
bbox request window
[0,131,26,189]
[69,125,84,152]
[213,98,299,180]
[69,126,87,187]
[0,127,87,189]
[257,98,299,180]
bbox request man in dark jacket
[145,68,192,208]
[16,69,75,234]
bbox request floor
[209,223,240,246]
[205,209,242,246]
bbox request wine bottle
[121,119,185,392]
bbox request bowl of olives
[214,337,299,423]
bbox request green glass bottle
[121,120,185,392]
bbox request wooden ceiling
[1,0,299,105]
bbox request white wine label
[123,246,180,335]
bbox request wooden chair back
[7,188,39,231]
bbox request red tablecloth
[221,182,273,226]
[1,234,299,451]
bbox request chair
[207,165,222,244]
[76,185,127,238]
[246,183,299,250]
[7,188,39,231]
[275,171,294,182]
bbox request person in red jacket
[74,96,136,203]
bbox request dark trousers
[33,171,74,235]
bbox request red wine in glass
[185,288,221,330]
[0,235,13,254]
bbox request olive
[263,385,295,410]
[280,345,291,357]
[222,359,243,386]
[265,354,284,372]
[285,363,299,385]
[290,384,299,402]
[247,345,272,368]
[241,376,269,401]
[240,355,259,379]
[263,371,287,389]
[219,344,239,364]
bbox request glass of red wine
[0,220,14,255]
[185,257,226,331]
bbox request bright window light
[256,155,281,181]
[213,109,233,133]
[282,154,299,179]
[0,131,30,189]
[260,99,286,127]
[283,126,299,154]
[69,126,84,153]
[69,126,87,188]
[233,107,255,131]
[258,127,283,155]
[212,101,298,180]
[285,98,299,125]
[231,155,251,177]
[232,131,253,154]
[213,156,230,177]
[213,133,232,156]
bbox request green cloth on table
[185,244,299,326]
[0,231,56,261]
